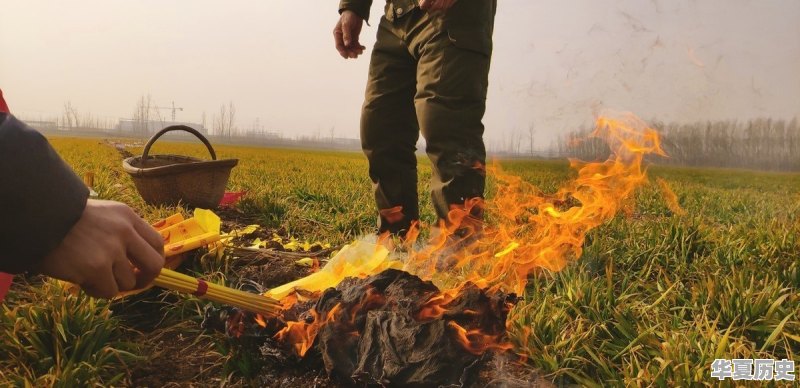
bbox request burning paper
[215,113,668,387]
[265,241,401,301]
[309,269,514,386]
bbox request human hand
[419,0,458,11]
[334,10,366,59]
[36,199,165,299]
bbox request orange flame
[345,286,387,324]
[404,113,665,296]
[447,322,514,355]
[415,287,460,321]
[254,314,267,328]
[656,177,686,216]
[271,113,666,357]
[274,304,344,357]
[272,287,387,357]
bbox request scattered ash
[201,297,314,340]
[312,269,516,387]
[255,367,338,388]
[201,266,547,387]
[202,307,348,388]
[478,352,555,388]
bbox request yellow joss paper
[158,209,220,246]
[194,208,221,235]
[152,213,185,231]
[248,238,264,249]
[265,241,401,300]
[165,231,221,256]
[159,219,205,246]
[228,224,260,237]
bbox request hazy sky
[1,1,798,150]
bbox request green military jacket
[339,0,420,23]
[339,0,496,58]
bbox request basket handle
[142,125,217,161]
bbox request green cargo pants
[361,0,497,234]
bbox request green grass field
[1,137,798,386]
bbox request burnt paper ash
[313,269,516,387]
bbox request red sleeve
[0,89,9,113]
[0,273,11,302]
[0,90,12,300]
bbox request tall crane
[155,101,184,121]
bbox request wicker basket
[122,125,238,209]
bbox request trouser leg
[413,13,494,227]
[361,18,420,234]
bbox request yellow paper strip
[159,219,207,245]
[152,213,185,231]
[265,241,400,300]
[164,231,221,256]
[194,208,221,234]
[153,269,281,316]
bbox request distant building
[114,119,208,136]
[331,137,361,147]
[25,120,59,131]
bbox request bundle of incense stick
[153,268,282,317]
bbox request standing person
[0,88,165,300]
[334,0,497,237]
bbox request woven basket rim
[123,154,238,177]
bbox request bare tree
[218,105,227,136]
[62,101,79,129]
[133,94,153,136]
[57,101,112,131]
[528,123,536,156]
[227,101,236,137]
[214,101,237,137]
[503,130,514,154]
[214,104,228,137]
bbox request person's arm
[334,4,367,59]
[0,113,164,298]
[0,113,90,273]
[339,0,372,22]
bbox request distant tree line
[555,117,799,171]
[55,100,114,130]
